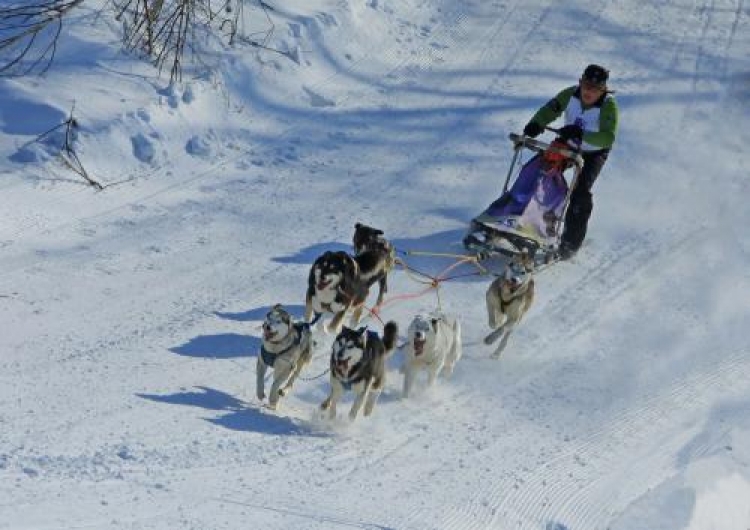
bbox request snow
[1,0,749,528]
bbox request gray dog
[257,304,313,409]
[484,253,535,358]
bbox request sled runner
[464,132,584,264]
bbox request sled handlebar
[509,133,584,170]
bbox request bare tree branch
[0,0,84,76]
[2,0,292,81]
[22,102,104,189]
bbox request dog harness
[500,283,529,312]
[261,322,310,367]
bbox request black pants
[561,149,609,251]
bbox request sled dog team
[257,222,535,420]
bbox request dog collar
[261,323,309,367]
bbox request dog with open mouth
[256,304,313,409]
[484,252,535,358]
[402,313,462,398]
[320,321,398,421]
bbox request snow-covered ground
[2,1,750,528]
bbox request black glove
[557,124,584,142]
[523,121,543,138]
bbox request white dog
[402,313,462,398]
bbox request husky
[305,240,393,334]
[402,313,462,398]
[352,222,396,307]
[484,252,535,358]
[320,321,398,421]
[256,304,313,409]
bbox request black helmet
[582,64,609,87]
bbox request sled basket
[464,133,584,262]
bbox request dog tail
[382,321,399,354]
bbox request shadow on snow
[169,333,259,359]
[137,385,327,436]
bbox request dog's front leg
[484,324,506,345]
[256,357,267,401]
[349,305,365,327]
[363,384,382,416]
[349,380,372,421]
[376,276,388,307]
[283,355,309,396]
[443,324,462,377]
[269,359,294,409]
[491,325,515,359]
[487,288,500,329]
[326,310,347,334]
[428,359,444,387]
[321,377,343,419]
[402,363,415,398]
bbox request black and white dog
[257,304,313,409]
[305,250,367,334]
[305,224,394,334]
[320,321,398,421]
[402,313,462,398]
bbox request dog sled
[463,132,584,264]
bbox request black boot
[557,242,576,261]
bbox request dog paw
[484,329,503,345]
[257,392,266,401]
